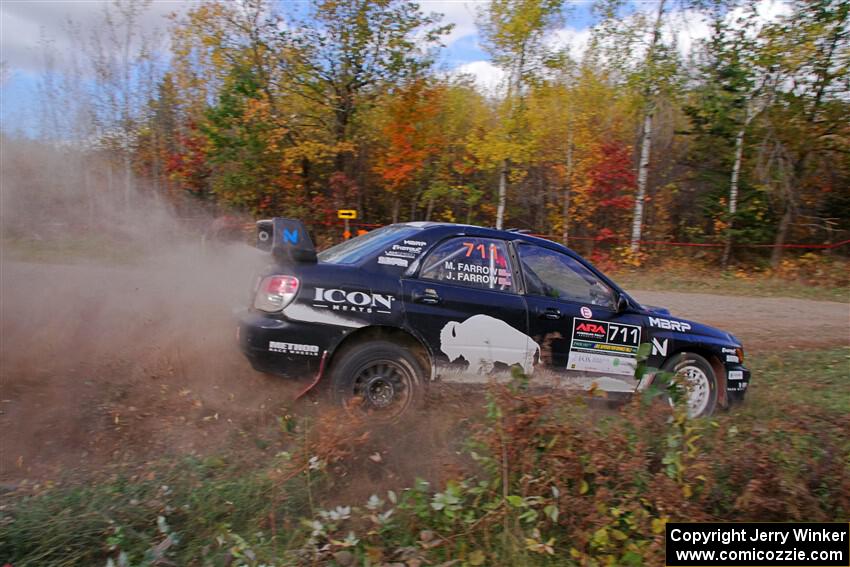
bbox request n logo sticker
[282,228,299,244]
[651,337,668,357]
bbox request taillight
[254,275,299,312]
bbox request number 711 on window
[462,242,501,261]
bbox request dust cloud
[0,137,297,481]
[0,138,470,489]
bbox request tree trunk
[124,153,133,213]
[410,187,423,221]
[630,0,666,255]
[496,160,508,229]
[301,158,312,199]
[770,202,792,269]
[631,110,653,253]
[770,154,803,269]
[85,159,95,228]
[151,127,160,195]
[722,125,746,269]
[563,126,574,246]
[392,197,400,224]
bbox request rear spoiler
[256,218,317,264]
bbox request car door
[516,243,645,394]
[402,236,535,382]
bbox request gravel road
[1,258,847,480]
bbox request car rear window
[318,225,423,265]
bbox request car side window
[419,237,516,293]
[517,245,615,309]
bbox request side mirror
[616,295,629,313]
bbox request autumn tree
[371,80,447,222]
[84,0,165,210]
[477,0,564,229]
[277,0,451,208]
[685,4,767,267]
[755,0,849,267]
[18,0,848,257]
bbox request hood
[642,304,740,346]
[642,304,671,316]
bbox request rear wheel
[329,340,425,420]
[661,352,718,418]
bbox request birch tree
[629,0,667,254]
[477,0,563,229]
[85,0,164,210]
[588,0,683,254]
[686,5,766,268]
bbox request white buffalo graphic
[440,314,540,375]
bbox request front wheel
[661,352,718,418]
[329,340,425,420]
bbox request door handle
[539,307,562,320]
[413,289,441,305]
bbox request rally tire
[329,340,425,420]
[661,352,718,418]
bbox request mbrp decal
[648,316,692,332]
[440,314,540,375]
[727,370,743,380]
[269,341,320,356]
[312,287,395,314]
[567,318,641,377]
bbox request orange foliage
[373,81,446,195]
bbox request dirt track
[1,256,848,482]
[630,290,850,352]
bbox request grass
[2,347,848,566]
[735,346,850,419]
[1,236,145,266]
[0,455,308,566]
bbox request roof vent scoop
[255,217,317,264]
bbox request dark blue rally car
[238,218,750,418]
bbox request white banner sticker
[567,351,636,376]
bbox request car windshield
[318,225,423,265]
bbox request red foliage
[166,123,211,197]
[587,141,635,209]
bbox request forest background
[1,0,848,270]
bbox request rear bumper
[237,310,344,379]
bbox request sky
[0,0,790,134]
